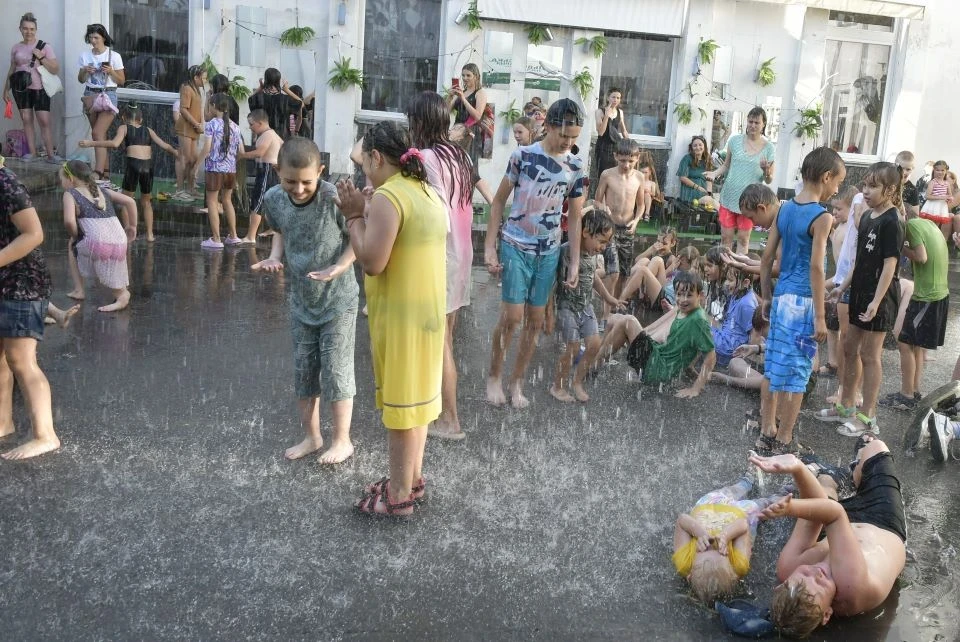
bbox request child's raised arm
[147,127,179,158]
[674,512,710,552]
[79,126,126,150]
[717,516,749,556]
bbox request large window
[361,0,442,113]
[110,0,189,92]
[822,12,895,156]
[598,32,674,138]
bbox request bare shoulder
[832,524,905,615]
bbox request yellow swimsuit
[672,504,751,577]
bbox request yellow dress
[672,504,751,578]
[366,173,447,429]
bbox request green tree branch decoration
[793,103,824,140]
[465,1,482,31]
[572,67,594,100]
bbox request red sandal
[355,480,416,518]
[365,476,425,503]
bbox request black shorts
[121,157,154,195]
[251,164,279,213]
[840,451,907,542]
[12,87,51,112]
[898,296,948,349]
[825,300,840,332]
[627,331,654,374]
[848,286,899,333]
[601,225,636,277]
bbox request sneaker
[20,153,35,162]
[201,238,224,250]
[172,190,194,202]
[878,392,917,411]
[223,236,244,246]
[45,154,64,164]
[928,411,954,463]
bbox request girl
[640,157,665,223]
[338,121,447,518]
[173,65,206,201]
[820,162,904,437]
[446,63,488,164]
[77,23,124,178]
[918,160,952,243]
[512,116,535,147]
[79,103,179,242]
[199,93,242,249]
[247,67,297,140]
[631,225,678,285]
[61,160,136,312]
[0,161,61,459]
[702,246,728,326]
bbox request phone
[452,78,460,89]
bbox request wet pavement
[0,190,958,641]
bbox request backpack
[4,129,29,158]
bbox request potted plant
[200,55,250,103]
[571,67,594,100]
[793,103,823,141]
[757,57,776,87]
[464,1,482,31]
[499,100,522,143]
[525,24,552,46]
[574,35,608,58]
[698,38,719,65]
[328,57,364,91]
[279,25,316,47]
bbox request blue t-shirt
[774,199,827,298]
[501,142,585,255]
[712,290,759,367]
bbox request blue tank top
[774,199,827,298]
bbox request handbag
[81,48,114,113]
[9,71,30,93]
[34,41,62,97]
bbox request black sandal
[754,433,776,454]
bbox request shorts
[500,240,560,307]
[0,299,48,341]
[205,172,237,192]
[122,157,154,195]
[556,304,598,343]
[898,296,949,349]
[82,86,118,111]
[250,164,279,213]
[840,451,907,542]
[627,331,655,374]
[718,205,754,232]
[601,225,636,277]
[291,310,357,401]
[849,286,899,333]
[764,293,816,393]
[12,87,51,112]
[919,212,952,226]
[839,288,850,305]
[826,300,840,332]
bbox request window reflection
[599,32,674,137]
[110,0,188,92]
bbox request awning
[476,0,687,37]
[748,0,925,19]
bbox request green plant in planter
[793,103,823,140]
[674,103,693,125]
[525,24,552,46]
[200,55,250,102]
[574,35,608,58]
[328,57,364,91]
[279,25,316,47]
[757,57,776,87]
[499,99,522,125]
[698,38,719,65]
[571,67,594,100]
[465,1,482,31]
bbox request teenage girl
[173,65,206,201]
[199,93,242,249]
[79,103,178,242]
[918,160,952,243]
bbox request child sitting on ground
[549,209,620,403]
[701,245,729,326]
[711,306,768,392]
[619,245,698,315]
[674,465,792,604]
[709,263,759,369]
[631,225,677,281]
[600,271,716,398]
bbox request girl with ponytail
[338,120,447,518]
[198,93,242,249]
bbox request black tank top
[124,124,151,147]
[453,91,478,125]
[601,109,624,144]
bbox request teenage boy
[238,109,283,244]
[594,138,645,302]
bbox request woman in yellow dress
[338,121,447,518]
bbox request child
[512,116,535,147]
[173,65,206,201]
[701,246,729,326]
[549,209,619,403]
[620,245,697,314]
[250,137,358,464]
[60,160,137,312]
[821,186,859,376]
[820,162,903,437]
[639,156,664,222]
[673,465,791,604]
[710,306,768,391]
[484,98,586,408]
[199,93,242,249]
[710,263,758,368]
[600,271,716,398]
[79,103,179,242]
[594,139,645,302]
[237,109,283,244]
[918,160,952,243]
[756,147,843,454]
[631,225,677,283]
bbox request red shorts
[919,212,952,226]
[719,205,754,231]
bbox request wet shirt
[501,142,585,255]
[248,90,299,139]
[555,243,598,314]
[774,199,828,298]
[203,118,242,173]
[712,290,758,367]
[851,207,902,299]
[905,217,948,301]
[642,308,714,383]
[0,168,51,301]
[261,182,359,326]
[672,504,751,578]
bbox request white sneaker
[928,411,954,463]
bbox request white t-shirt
[77,49,124,89]
[833,192,864,285]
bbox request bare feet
[428,415,466,440]
[0,423,14,440]
[50,304,80,329]
[44,316,56,325]
[549,384,576,403]
[317,440,354,464]
[98,290,130,313]
[572,382,590,402]
[486,376,507,406]
[67,289,85,301]
[285,436,323,460]
[258,230,276,238]
[509,381,530,409]
[1,436,60,460]
[146,235,156,242]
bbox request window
[110,0,189,93]
[361,0,442,113]
[235,6,267,68]
[822,12,896,156]
[598,32,674,138]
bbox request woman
[173,65,206,201]
[677,135,713,204]
[705,106,775,254]
[446,63,488,164]
[247,67,297,140]
[3,13,60,163]
[339,121,447,517]
[594,87,629,176]
[407,91,474,441]
[77,23,124,179]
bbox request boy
[485,98,586,408]
[251,138,358,464]
[710,264,758,369]
[822,186,859,376]
[238,109,283,244]
[594,138,646,301]
[599,271,716,398]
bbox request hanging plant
[574,35,608,58]
[200,55,250,102]
[793,103,824,140]
[525,25,552,46]
[328,57,364,91]
[757,57,776,87]
[465,1,482,31]
[499,99,522,125]
[698,38,719,65]
[279,26,316,47]
[674,103,693,125]
[571,67,594,100]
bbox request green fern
[465,1,482,31]
[499,99,522,125]
[525,25,551,46]
[328,57,364,91]
[793,103,824,140]
[572,68,594,100]
[757,57,776,87]
[698,38,719,65]
[574,36,608,58]
[279,26,316,47]
[674,103,693,125]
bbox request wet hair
[63,160,101,201]
[659,225,678,245]
[183,65,205,92]
[121,103,143,123]
[582,208,614,237]
[248,109,269,124]
[862,161,904,209]
[673,267,703,295]
[836,185,859,204]
[739,183,778,213]
[688,135,712,170]
[546,98,584,127]
[20,13,37,27]
[85,23,114,47]
[210,74,230,94]
[800,147,845,183]
[751,305,769,333]
[208,93,232,158]
[687,557,739,605]
[405,91,473,208]
[677,245,701,266]
[606,87,622,97]
[513,117,535,141]
[770,581,824,638]
[277,137,323,170]
[263,67,281,91]
[704,246,727,280]
[289,85,304,100]
[361,121,428,183]
[615,138,640,157]
[747,106,768,132]
[461,63,482,88]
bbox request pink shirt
[10,41,55,90]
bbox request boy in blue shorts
[485,98,586,408]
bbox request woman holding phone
[77,23,124,179]
[446,63,487,164]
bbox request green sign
[524,77,560,91]
[483,72,510,86]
